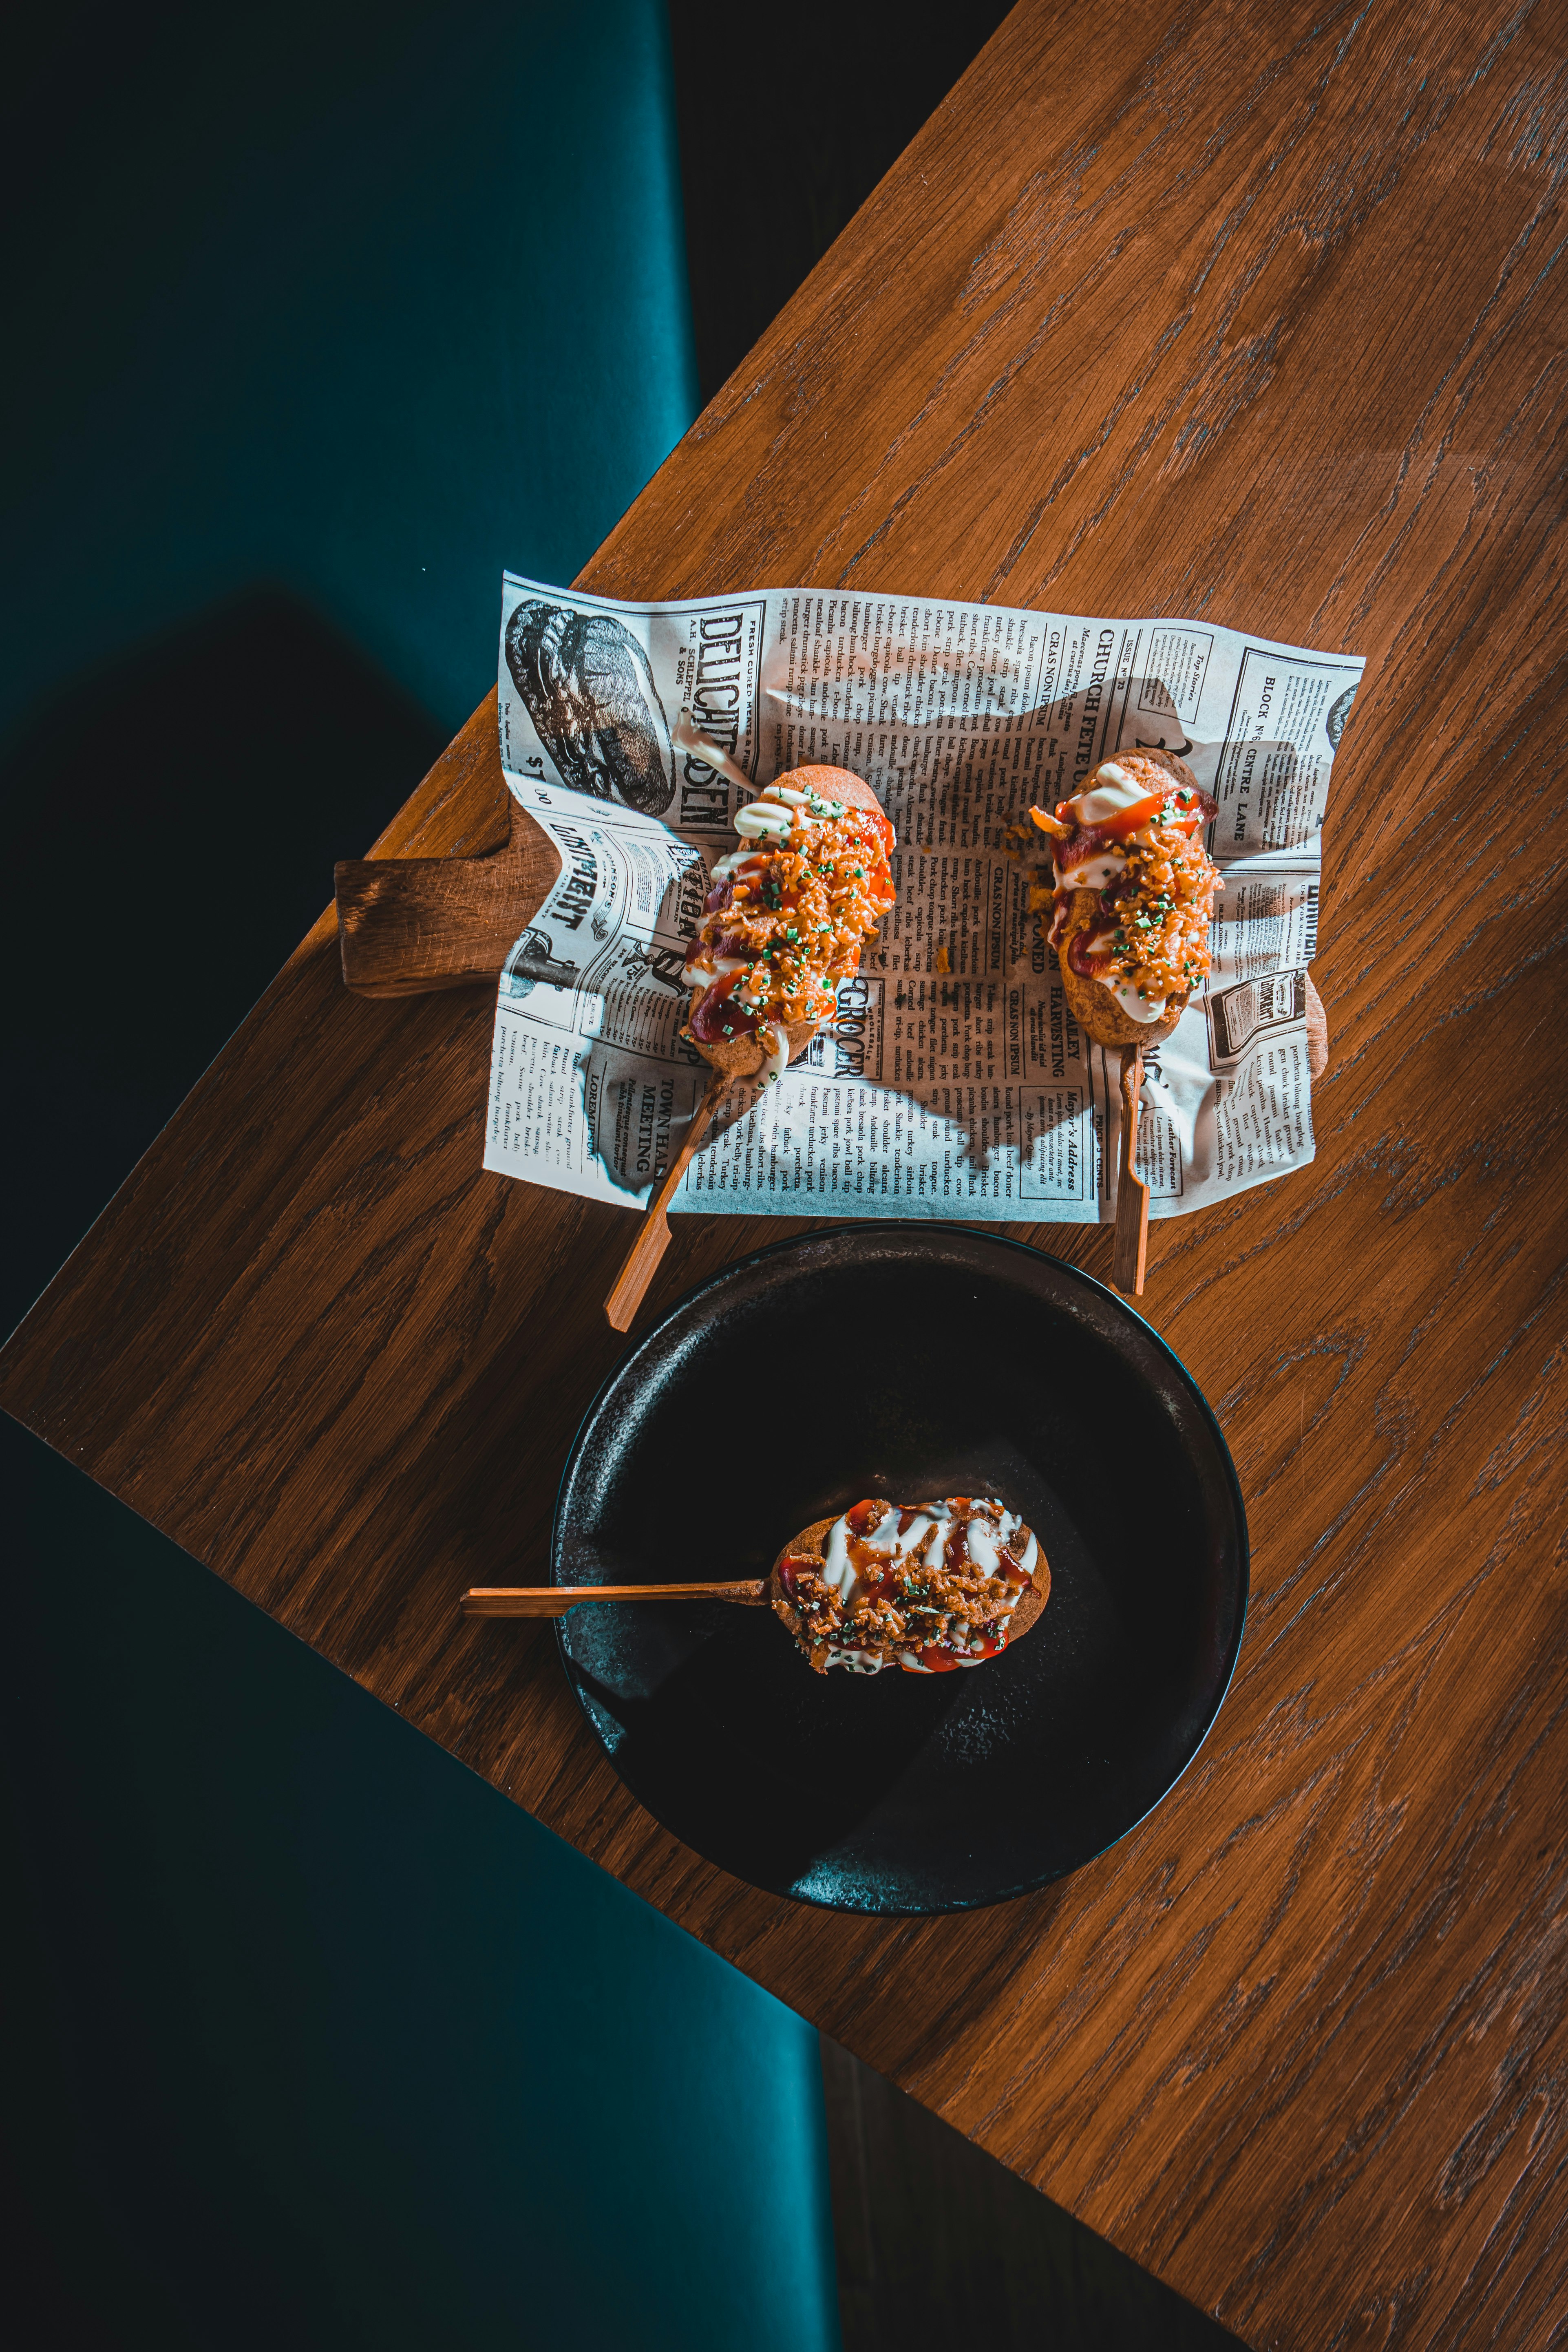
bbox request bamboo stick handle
[604,1072,730,1332]
[1111,1043,1150,1297]
[462,1580,768,1617]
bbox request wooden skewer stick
[463,1580,768,1617]
[1111,1043,1151,1298]
[605,1071,731,1332]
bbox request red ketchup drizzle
[840,1497,895,1601]
[776,1556,813,1604]
[1056,781,1219,980]
[828,1498,1031,1665]
[1067,921,1116,978]
[704,853,767,917]
[1056,810,1154,869]
[692,851,812,1036]
[858,807,896,859]
[690,807,892,1058]
[912,1632,1007,1673]
[1054,784,1217,878]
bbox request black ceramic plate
[554,1226,1247,1914]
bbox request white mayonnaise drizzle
[734,802,793,844]
[1051,761,1157,891]
[966,1518,1001,1574]
[1055,848,1127,890]
[762,782,845,816]
[709,848,764,881]
[671,709,755,794]
[680,952,748,985]
[692,778,879,1087]
[897,1513,934,1564]
[1111,982,1169,1024]
[821,1515,855,1599]
[1071,766,1156,825]
[730,780,849,850]
[1049,760,1176,1022]
[811,1497,1035,1669]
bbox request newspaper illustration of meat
[508,927,580,993]
[504,599,675,814]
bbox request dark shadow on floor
[668,0,1016,404]
[822,2035,1246,2352]
[0,1416,841,2352]
[1,589,444,1337]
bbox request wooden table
[7,2,1567,2342]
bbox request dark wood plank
[6,3,1568,2344]
[333,797,560,998]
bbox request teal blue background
[2,0,702,1315]
[4,0,697,750]
[2,6,839,2347]
[2,1418,840,2352]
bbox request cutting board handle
[335,804,561,998]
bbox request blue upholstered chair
[1,6,842,2345]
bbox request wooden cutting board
[335,795,561,998]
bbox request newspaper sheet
[484,574,1361,1222]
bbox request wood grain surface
[6,2,1568,2344]
[333,798,561,997]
